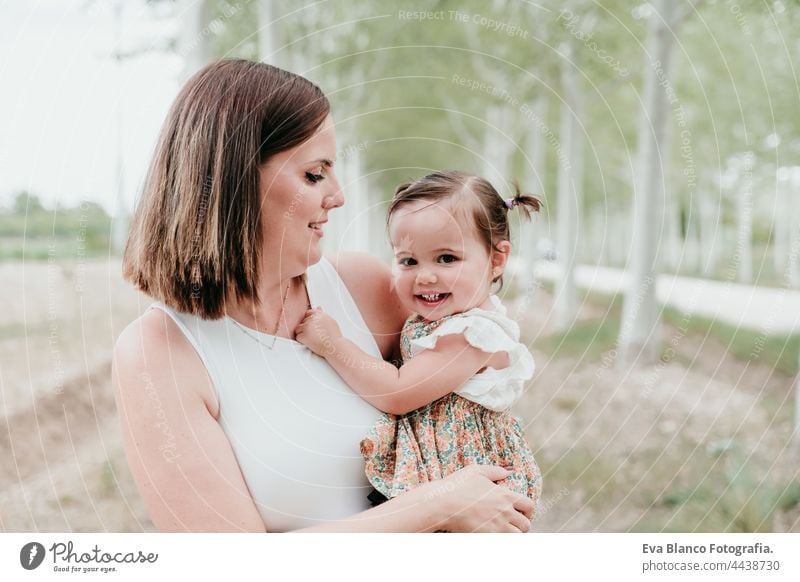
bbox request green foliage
[212,0,259,60]
[199,0,800,229]
[12,191,44,214]
[533,314,620,360]
[0,193,112,261]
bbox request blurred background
[1,0,799,532]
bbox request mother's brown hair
[123,59,330,319]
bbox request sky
[0,0,183,215]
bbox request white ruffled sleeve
[407,309,535,412]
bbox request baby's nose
[416,270,437,284]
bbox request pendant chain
[230,277,303,349]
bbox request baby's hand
[295,307,343,357]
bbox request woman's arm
[296,464,534,533]
[113,310,267,532]
[296,311,509,414]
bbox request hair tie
[504,198,518,210]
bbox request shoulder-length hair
[122,59,330,319]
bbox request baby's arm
[295,308,507,414]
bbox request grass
[530,287,624,360]
[541,448,621,504]
[531,286,800,377]
[662,306,800,377]
[0,236,111,261]
[0,323,33,341]
[533,317,620,361]
[99,459,118,497]
[632,447,800,533]
[539,442,800,532]
[761,395,794,425]
[528,283,799,532]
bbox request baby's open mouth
[416,293,450,305]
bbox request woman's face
[259,115,343,270]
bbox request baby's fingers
[298,310,316,325]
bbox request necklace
[230,278,295,349]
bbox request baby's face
[389,200,501,321]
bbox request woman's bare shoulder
[328,253,410,358]
[329,252,393,305]
[113,308,219,417]
[330,251,388,280]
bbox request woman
[113,59,535,532]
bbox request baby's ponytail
[505,182,542,220]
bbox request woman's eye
[437,254,458,264]
[305,171,325,184]
[398,257,417,266]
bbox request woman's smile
[308,218,327,237]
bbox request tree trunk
[520,96,548,286]
[617,0,678,367]
[665,202,681,272]
[773,176,788,275]
[258,0,279,66]
[605,209,627,267]
[699,180,720,275]
[795,352,800,448]
[736,162,754,283]
[482,105,516,195]
[554,43,582,332]
[684,211,700,273]
[179,0,212,82]
[788,173,800,288]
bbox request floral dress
[360,295,542,516]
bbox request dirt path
[0,356,152,531]
[1,259,797,532]
[0,259,151,531]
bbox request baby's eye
[305,169,326,184]
[398,257,417,266]
[437,254,458,264]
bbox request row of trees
[112,0,800,373]
[0,192,112,258]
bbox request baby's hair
[387,170,541,289]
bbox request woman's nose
[323,176,345,209]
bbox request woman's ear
[491,240,511,278]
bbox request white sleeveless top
[151,257,384,532]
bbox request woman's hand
[297,463,534,533]
[426,465,535,533]
[295,307,343,357]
